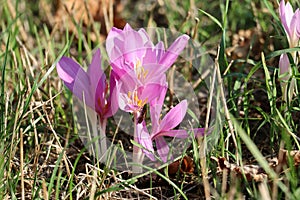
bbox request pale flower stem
[99,118,108,162]
[132,114,144,174]
[88,109,100,162]
[290,51,298,101]
[284,51,297,105]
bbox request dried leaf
[217,157,267,182]
[51,0,125,39]
[167,156,194,175]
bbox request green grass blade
[198,9,223,30]
[1,33,9,135]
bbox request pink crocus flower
[57,49,119,120]
[56,49,119,161]
[116,72,168,114]
[117,76,167,172]
[105,24,190,171]
[279,0,300,48]
[106,23,190,87]
[137,99,206,162]
[106,23,189,114]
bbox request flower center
[127,90,148,110]
[95,83,109,115]
[134,59,148,81]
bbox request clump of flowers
[57,24,206,173]
[278,0,300,103]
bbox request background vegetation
[1,0,300,199]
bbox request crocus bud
[279,53,290,81]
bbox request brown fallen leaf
[215,149,300,183]
[226,28,265,60]
[217,157,267,182]
[167,155,194,175]
[44,0,126,40]
[275,149,300,173]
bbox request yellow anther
[126,88,149,111]
[137,99,143,107]
[134,59,149,81]
[128,91,132,98]
[143,69,149,79]
[136,59,141,67]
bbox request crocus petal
[149,87,167,133]
[123,23,134,32]
[142,63,167,85]
[150,104,162,134]
[122,39,145,65]
[159,100,188,132]
[87,49,107,114]
[111,60,127,78]
[142,47,159,64]
[57,57,93,107]
[289,9,300,46]
[155,41,165,62]
[118,70,140,92]
[136,122,155,161]
[279,54,291,81]
[158,34,189,70]
[108,39,124,64]
[149,83,167,107]
[104,71,120,118]
[121,24,152,50]
[107,27,123,41]
[143,42,165,64]
[155,137,170,162]
[284,2,294,26]
[106,27,123,59]
[88,49,105,88]
[138,28,152,46]
[152,129,188,139]
[295,9,300,37]
[109,39,124,64]
[138,83,167,104]
[279,0,294,36]
[120,24,151,47]
[118,92,130,111]
[192,128,209,137]
[106,24,151,64]
[118,84,165,113]
[151,128,209,144]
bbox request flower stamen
[127,89,148,111]
[134,59,149,81]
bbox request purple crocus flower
[57,49,119,120]
[106,23,190,86]
[119,83,167,114]
[56,48,119,161]
[279,0,300,48]
[137,99,206,162]
[106,23,189,115]
[105,24,190,171]
[118,78,167,172]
